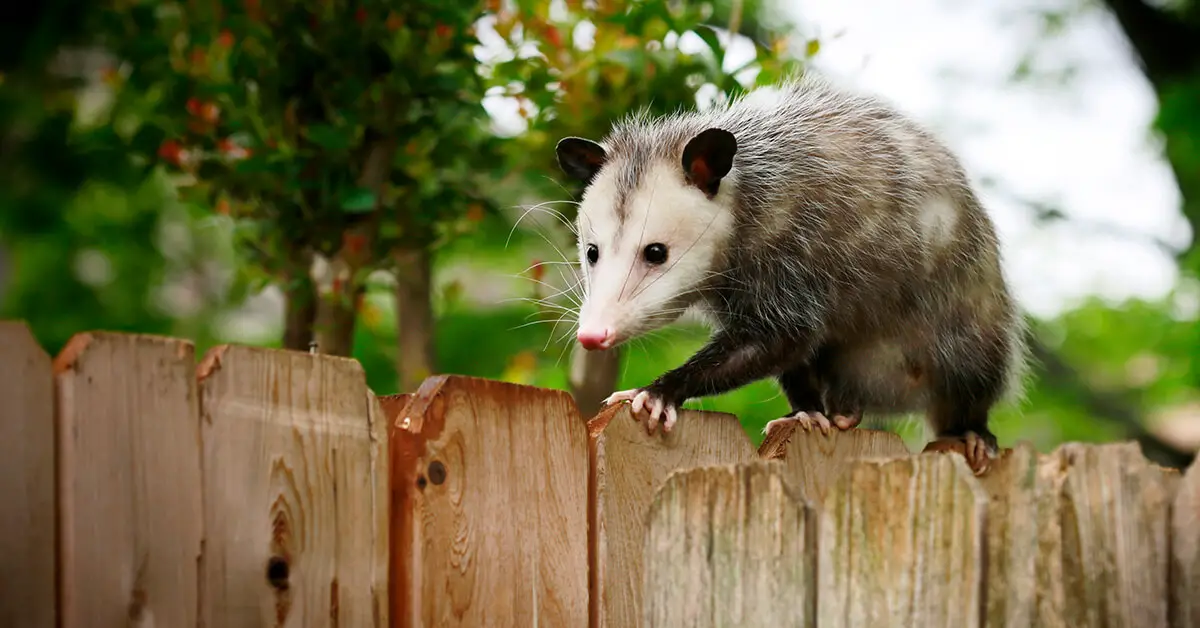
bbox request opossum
[554,73,1026,473]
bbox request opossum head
[555,127,738,351]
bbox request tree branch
[1102,0,1200,85]
[1027,331,1193,468]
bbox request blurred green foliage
[1,0,1197,461]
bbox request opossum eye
[643,243,668,265]
[586,244,599,265]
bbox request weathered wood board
[643,461,816,628]
[1052,442,1173,627]
[758,423,911,506]
[818,453,988,628]
[392,375,589,628]
[0,322,56,628]
[54,332,204,627]
[1173,453,1200,628]
[590,404,757,628]
[973,443,1040,628]
[198,345,388,627]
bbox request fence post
[589,405,757,628]
[391,375,590,627]
[0,322,56,628]
[642,461,817,628]
[819,453,988,628]
[197,344,388,627]
[53,332,204,627]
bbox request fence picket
[391,375,589,628]
[589,404,757,628]
[1173,453,1200,628]
[819,453,988,628]
[53,332,204,628]
[643,461,816,628]
[197,344,387,627]
[0,322,56,628]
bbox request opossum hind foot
[925,430,998,475]
[763,411,860,437]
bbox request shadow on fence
[1,321,1198,627]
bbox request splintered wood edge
[196,344,230,381]
[51,333,94,374]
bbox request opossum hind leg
[925,328,1008,475]
[763,362,860,437]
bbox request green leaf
[340,187,376,213]
[304,124,354,151]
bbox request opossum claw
[602,388,641,407]
[610,389,678,435]
[763,411,841,436]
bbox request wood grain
[0,322,56,628]
[1173,453,1200,628]
[53,332,204,628]
[758,423,910,506]
[393,375,589,628]
[590,404,757,628]
[198,344,388,627]
[974,443,1039,628]
[1055,442,1172,627]
[818,453,987,628]
[642,461,816,628]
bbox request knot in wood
[267,556,290,590]
[428,460,447,485]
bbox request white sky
[770,0,1192,318]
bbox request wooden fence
[1,321,1198,627]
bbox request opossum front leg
[611,331,813,434]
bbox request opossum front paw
[603,388,679,434]
[763,411,840,436]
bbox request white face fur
[574,159,736,350]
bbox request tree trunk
[281,247,317,351]
[570,344,622,418]
[394,246,436,393]
[313,258,361,357]
[311,137,396,357]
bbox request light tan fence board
[590,405,757,628]
[643,461,816,628]
[198,345,387,627]
[819,453,987,628]
[0,322,56,628]
[54,332,204,627]
[972,443,1040,628]
[1173,453,1200,628]
[1055,442,1172,627]
[393,375,589,628]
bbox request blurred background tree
[2,0,1196,467]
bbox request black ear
[556,137,608,184]
[681,128,737,198]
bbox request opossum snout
[577,326,614,351]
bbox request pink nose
[577,328,613,351]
